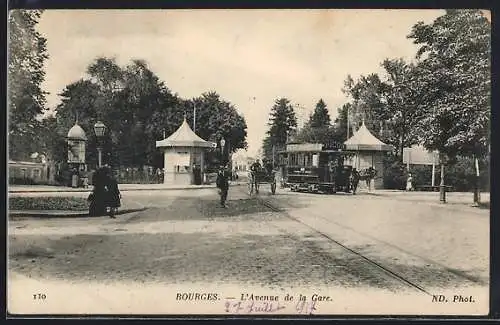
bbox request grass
[9,196,89,211]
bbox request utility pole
[193,102,197,132]
[473,156,481,207]
[272,144,275,168]
[346,105,350,140]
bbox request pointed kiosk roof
[344,121,393,152]
[156,118,216,148]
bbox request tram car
[279,142,355,194]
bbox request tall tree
[342,73,389,136]
[262,98,297,161]
[332,103,352,143]
[380,58,422,158]
[308,99,331,128]
[53,58,248,170]
[54,58,176,168]
[267,98,298,144]
[8,10,49,160]
[408,9,490,204]
[188,91,248,153]
[408,9,491,159]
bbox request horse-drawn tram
[279,142,356,194]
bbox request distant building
[9,158,56,185]
[231,151,253,172]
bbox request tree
[341,73,389,137]
[408,9,491,204]
[308,99,331,128]
[332,103,352,143]
[267,98,298,144]
[53,58,248,170]
[8,10,49,160]
[54,57,178,168]
[293,125,339,145]
[380,58,422,158]
[188,92,248,154]
[341,59,424,159]
[262,98,297,161]
[408,9,490,159]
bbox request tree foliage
[408,9,491,159]
[52,57,248,169]
[332,103,352,143]
[262,98,297,161]
[8,10,49,160]
[308,99,331,128]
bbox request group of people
[88,166,121,218]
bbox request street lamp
[220,138,226,163]
[94,121,107,168]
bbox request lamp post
[94,121,107,168]
[439,153,447,203]
[220,138,226,163]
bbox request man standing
[250,159,262,173]
[406,173,414,191]
[216,163,230,208]
[351,168,360,194]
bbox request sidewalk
[9,199,147,219]
[358,189,490,213]
[9,182,246,193]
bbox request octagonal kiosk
[344,121,394,189]
[156,118,216,185]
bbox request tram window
[312,154,319,167]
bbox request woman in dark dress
[88,167,108,217]
[105,168,121,218]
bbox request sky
[36,9,444,157]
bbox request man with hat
[216,162,231,208]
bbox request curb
[9,207,148,219]
[8,183,245,194]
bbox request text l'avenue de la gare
[175,291,332,314]
[176,292,332,302]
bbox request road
[8,185,489,314]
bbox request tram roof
[278,149,354,154]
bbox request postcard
[7,8,491,316]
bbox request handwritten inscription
[296,300,317,314]
[224,293,332,314]
[225,301,286,314]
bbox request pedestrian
[351,168,360,194]
[406,173,414,191]
[216,163,230,208]
[88,167,107,217]
[366,167,377,191]
[250,159,262,173]
[105,167,121,218]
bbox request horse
[358,167,377,191]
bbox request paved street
[8,186,489,314]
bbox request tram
[278,142,356,194]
